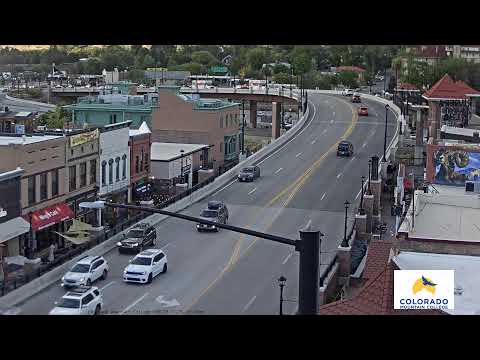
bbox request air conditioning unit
[465,181,480,193]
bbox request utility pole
[241,100,245,155]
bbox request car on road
[197,201,229,232]
[123,249,167,284]
[337,141,354,157]
[238,166,261,182]
[352,94,361,103]
[49,286,103,315]
[342,88,354,96]
[117,223,157,254]
[61,256,109,288]
[358,106,369,116]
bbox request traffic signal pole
[101,202,321,314]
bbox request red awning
[24,203,74,232]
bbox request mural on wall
[434,149,480,185]
[439,100,471,127]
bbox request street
[15,92,397,315]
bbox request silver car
[238,166,261,182]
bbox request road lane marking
[120,292,149,315]
[322,129,328,134]
[321,193,326,201]
[100,281,116,291]
[337,173,342,179]
[330,119,334,124]
[355,188,362,200]
[311,139,317,144]
[248,188,257,195]
[163,242,173,249]
[362,142,367,148]
[242,295,257,312]
[282,253,293,265]
[275,167,283,174]
[333,111,336,117]
[295,152,302,158]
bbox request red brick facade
[129,132,151,200]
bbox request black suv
[197,201,229,232]
[117,223,157,254]
[337,141,354,157]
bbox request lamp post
[359,176,365,215]
[342,201,350,247]
[368,159,372,194]
[384,104,390,161]
[241,100,245,155]
[278,275,286,315]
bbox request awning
[0,217,30,244]
[24,203,74,232]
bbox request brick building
[151,87,241,175]
[129,122,152,202]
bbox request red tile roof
[423,74,480,100]
[336,66,366,73]
[319,241,446,315]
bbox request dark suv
[196,201,229,232]
[117,223,157,254]
[337,141,354,157]
[238,166,261,182]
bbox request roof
[150,142,209,162]
[423,74,480,100]
[0,134,63,146]
[319,241,445,315]
[0,167,24,182]
[396,82,419,91]
[398,190,480,242]
[138,249,162,257]
[77,256,101,264]
[175,93,240,110]
[336,66,366,73]
[393,251,480,315]
[129,121,151,137]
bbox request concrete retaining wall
[5,94,56,109]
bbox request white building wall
[151,155,193,187]
[151,161,169,180]
[98,127,130,196]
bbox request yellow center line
[185,95,357,312]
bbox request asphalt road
[0,93,52,113]
[15,92,397,315]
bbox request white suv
[123,249,167,284]
[342,88,354,96]
[61,256,109,288]
[49,286,103,315]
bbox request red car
[358,106,368,116]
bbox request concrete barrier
[0,92,310,309]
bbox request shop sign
[38,209,59,221]
[182,164,191,175]
[70,129,99,147]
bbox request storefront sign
[38,209,60,221]
[182,164,191,175]
[70,129,99,148]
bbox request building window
[115,157,120,181]
[69,165,77,191]
[135,156,140,174]
[101,160,107,185]
[145,153,149,172]
[122,154,127,179]
[219,115,223,128]
[140,149,144,172]
[90,159,96,185]
[40,173,47,200]
[220,142,223,152]
[80,162,87,187]
[109,114,117,124]
[109,159,114,184]
[51,169,58,197]
[28,176,36,205]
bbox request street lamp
[278,275,286,315]
[384,104,390,161]
[341,201,350,247]
[359,176,366,215]
[368,159,372,195]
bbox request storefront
[24,203,74,257]
[0,217,30,259]
[99,188,129,227]
[66,189,98,227]
[131,178,152,202]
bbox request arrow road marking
[282,252,293,265]
[337,173,343,179]
[248,187,257,195]
[121,292,149,315]
[362,142,367,148]
[156,295,180,308]
[275,167,283,174]
[242,295,257,312]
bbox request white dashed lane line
[282,253,293,265]
[321,193,326,201]
[120,292,150,315]
[275,167,283,174]
[248,188,257,195]
[295,152,302,158]
[242,295,257,312]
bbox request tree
[338,71,359,88]
[290,47,312,74]
[191,51,218,66]
[247,48,267,71]
[39,106,70,130]
[273,72,292,84]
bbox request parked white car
[123,249,168,284]
[49,286,103,315]
[61,256,109,288]
[342,88,354,96]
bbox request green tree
[338,71,359,88]
[39,106,70,130]
[191,51,218,66]
[247,48,267,71]
[290,47,312,74]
